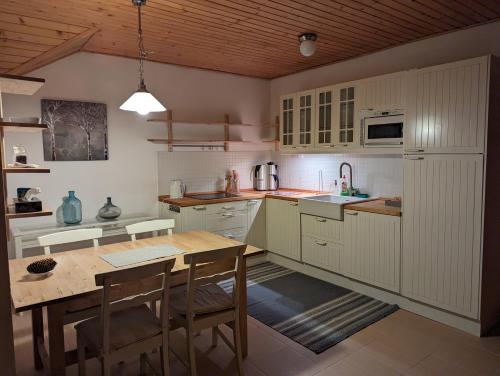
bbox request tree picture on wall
[41,99,109,161]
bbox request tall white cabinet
[266,198,300,261]
[402,154,483,318]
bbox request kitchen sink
[298,195,373,220]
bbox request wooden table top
[9,231,264,313]
[344,198,402,217]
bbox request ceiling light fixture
[120,0,166,116]
[299,33,317,57]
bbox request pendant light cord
[137,4,146,89]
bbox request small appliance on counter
[170,180,186,199]
[13,187,43,213]
[252,162,279,191]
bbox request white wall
[3,52,269,231]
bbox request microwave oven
[363,113,404,147]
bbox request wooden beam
[8,28,98,75]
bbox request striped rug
[227,262,398,354]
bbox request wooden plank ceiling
[1,0,500,79]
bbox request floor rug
[225,262,399,354]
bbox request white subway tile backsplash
[157,151,403,198]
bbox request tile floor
[12,309,500,375]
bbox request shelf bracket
[166,109,173,152]
[224,114,229,152]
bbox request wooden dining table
[9,230,264,376]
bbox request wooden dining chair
[169,245,246,376]
[125,219,175,241]
[38,228,103,255]
[75,258,175,376]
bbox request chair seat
[75,304,161,351]
[170,283,234,315]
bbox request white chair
[125,219,175,241]
[38,228,103,255]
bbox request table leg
[31,308,44,370]
[48,304,66,376]
[239,257,248,358]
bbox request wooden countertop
[344,198,402,217]
[159,188,320,207]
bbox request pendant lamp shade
[120,0,166,115]
[120,81,166,115]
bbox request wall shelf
[3,168,50,174]
[0,121,48,131]
[0,74,45,95]
[147,118,263,127]
[6,209,53,220]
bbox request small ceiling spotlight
[299,33,317,57]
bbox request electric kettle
[170,180,186,199]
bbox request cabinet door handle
[225,234,235,239]
[316,218,327,222]
[247,200,259,205]
[222,206,235,210]
[406,156,424,160]
[315,241,328,246]
[192,206,206,211]
[221,213,235,218]
[345,212,358,216]
[406,148,425,152]
[289,202,298,206]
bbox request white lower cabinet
[266,198,300,261]
[246,199,266,249]
[344,210,401,293]
[302,236,342,273]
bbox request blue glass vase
[63,191,82,225]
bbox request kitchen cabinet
[358,72,406,113]
[315,86,335,148]
[301,214,343,273]
[343,210,401,293]
[160,204,207,233]
[266,198,300,261]
[279,91,315,150]
[280,94,295,149]
[246,199,266,249]
[405,56,488,154]
[334,84,360,149]
[402,154,483,318]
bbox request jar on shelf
[13,145,27,165]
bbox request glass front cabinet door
[335,85,360,148]
[315,86,335,148]
[296,90,316,148]
[280,95,294,148]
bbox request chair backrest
[185,245,246,316]
[38,228,103,255]
[95,258,176,355]
[125,219,175,241]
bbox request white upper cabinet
[315,86,335,148]
[405,56,488,154]
[334,84,360,149]
[296,90,316,149]
[280,94,295,149]
[358,72,407,113]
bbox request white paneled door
[402,154,483,318]
[405,56,488,154]
[343,210,401,292]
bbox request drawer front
[206,211,247,231]
[206,201,248,214]
[213,227,247,242]
[301,214,344,243]
[302,235,341,273]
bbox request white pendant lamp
[120,0,166,115]
[299,33,317,57]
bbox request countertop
[158,188,320,207]
[344,199,402,217]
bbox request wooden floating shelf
[147,118,263,127]
[147,139,268,145]
[0,74,45,95]
[0,121,48,131]
[3,168,50,174]
[6,209,53,220]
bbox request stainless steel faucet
[339,162,353,193]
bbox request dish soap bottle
[341,175,348,195]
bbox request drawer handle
[315,218,327,222]
[315,241,327,246]
[225,234,235,239]
[345,212,358,216]
[406,156,424,160]
[406,149,424,152]
[222,206,235,210]
[221,213,235,218]
[289,202,298,206]
[192,206,206,211]
[247,200,259,205]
